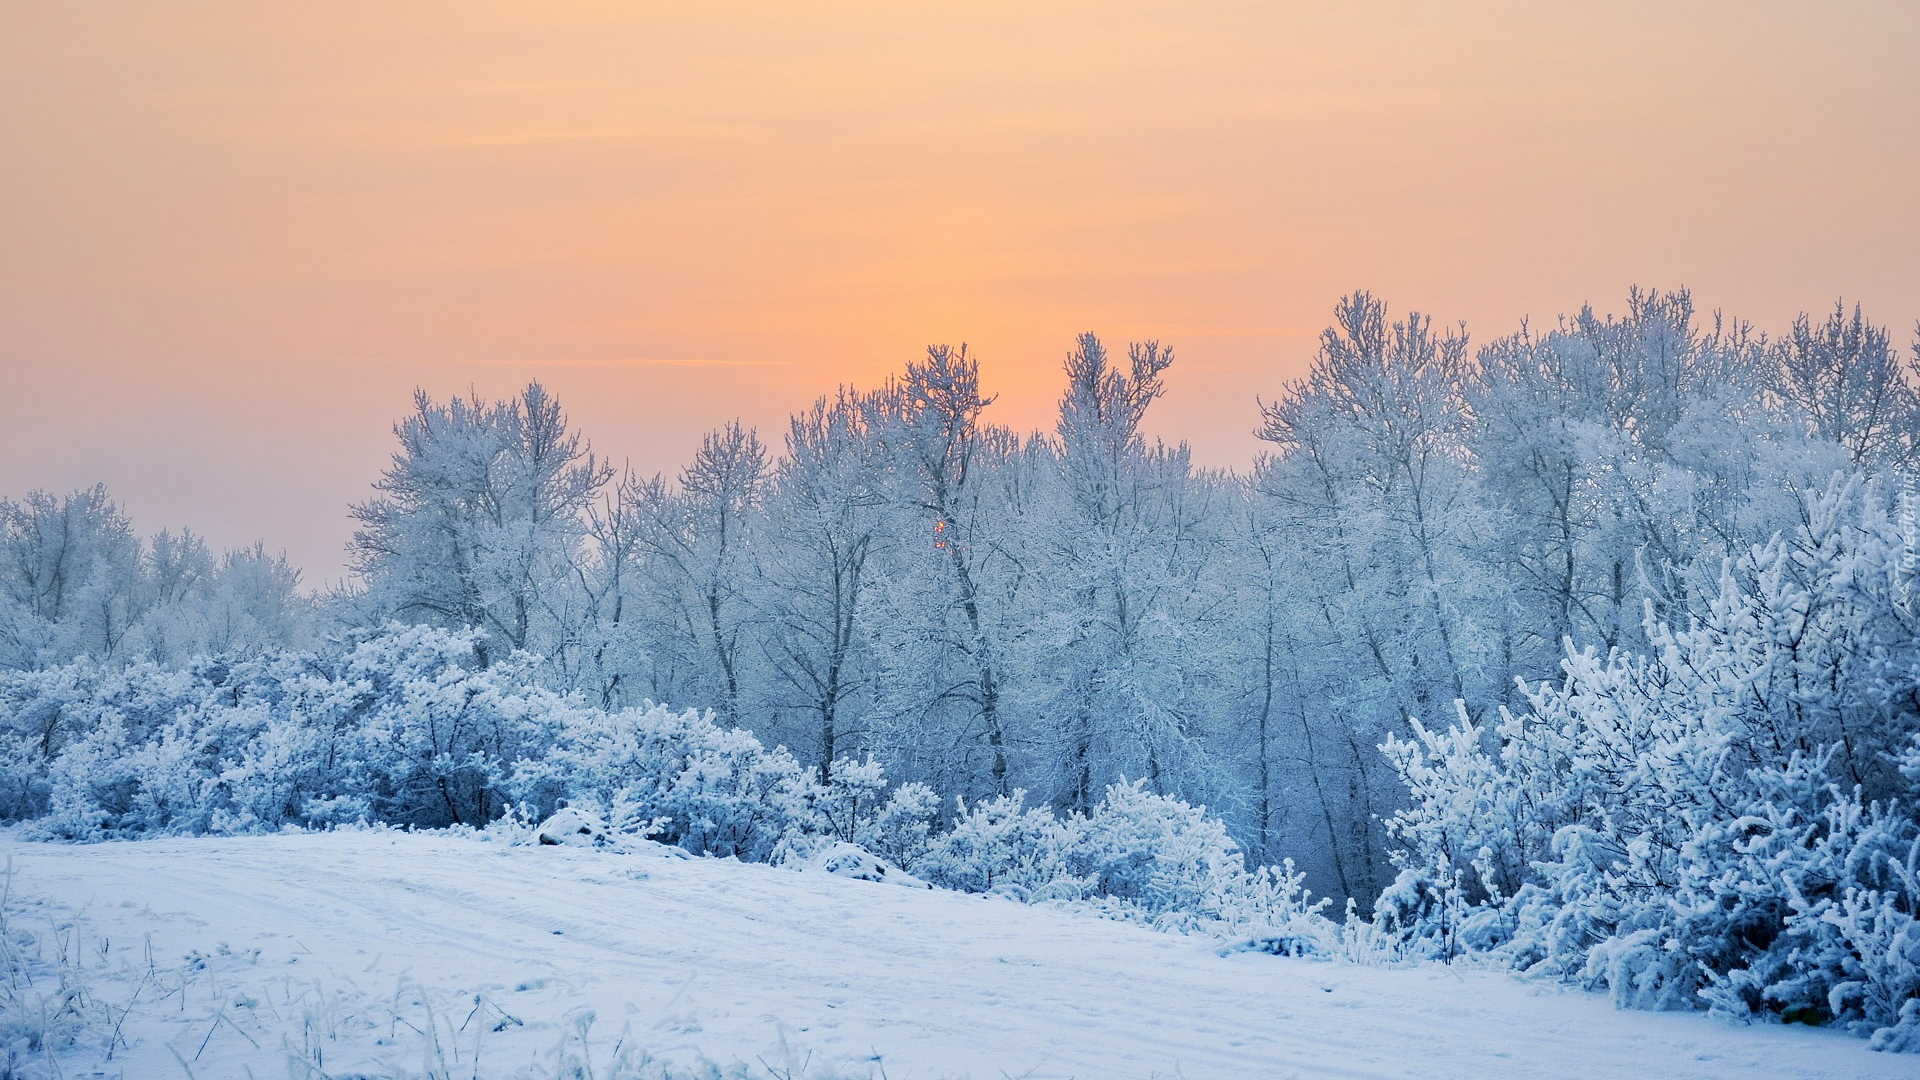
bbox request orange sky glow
[3,1,1917,582]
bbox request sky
[3,1,1917,584]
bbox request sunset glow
[4,1,1917,579]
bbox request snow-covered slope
[2,830,1904,1080]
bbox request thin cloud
[445,130,635,147]
[1152,326,1318,339]
[343,357,783,368]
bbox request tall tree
[629,421,768,725]
[1256,293,1490,900]
[873,344,1016,796]
[349,382,609,665]
[759,391,891,781]
[1043,334,1201,812]
[1774,300,1917,470]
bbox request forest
[3,288,1918,1047]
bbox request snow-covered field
[1,829,1904,1080]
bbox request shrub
[508,700,814,861]
[913,791,1092,901]
[1379,479,1920,1047]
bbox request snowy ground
[1,830,1906,1080]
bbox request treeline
[336,287,1919,904]
[0,484,307,670]
[4,289,1918,908]
[3,482,1914,1043]
[5,286,1919,1042]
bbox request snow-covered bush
[0,662,204,824]
[0,666,78,820]
[36,698,287,839]
[11,625,570,839]
[1079,779,1246,920]
[808,757,889,843]
[507,699,815,860]
[909,780,1315,930]
[1368,866,1476,963]
[1380,478,1920,1046]
[331,628,564,827]
[1217,858,1337,958]
[1,624,887,864]
[853,780,941,869]
[913,790,1093,901]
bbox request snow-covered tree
[349,382,610,666]
[0,485,142,668]
[1775,301,1917,471]
[624,420,769,725]
[1255,292,1496,901]
[869,344,1019,797]
[1040,334,1206,811]
[758,391,891,780]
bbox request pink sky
[3,1,1916,583]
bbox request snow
[2,829,1906,1080]
[800,842,931,889]
[534,806,613,847]
[531,808,691,859]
